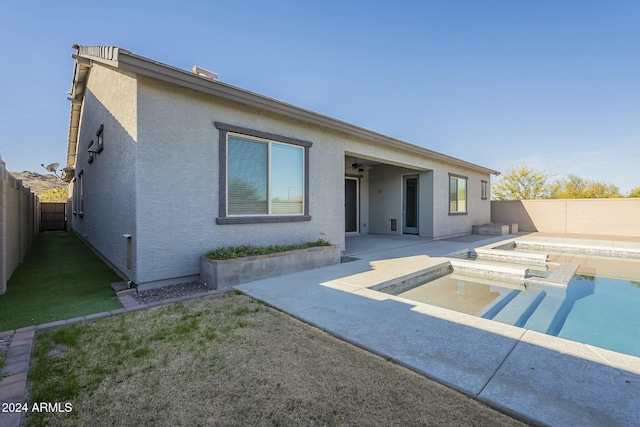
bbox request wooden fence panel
[40,202,66,231]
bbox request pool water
[518,250,640,281]
[396,274,518,316]
[554,275,640,357]
[397,270,640,358]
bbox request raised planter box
[200,245,341,290]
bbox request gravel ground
[133,257,358,305]
[133,280,215,304]
[133,257,359,305]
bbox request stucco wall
[75,65,494,288]
[418,170,435,237]
[368,164,422,235]
[133,76,493,287]
[491,199,640,237]
[71,63,137,280]
[430,167,492,239]
[135,77,347,287]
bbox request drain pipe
[123,233,134,288]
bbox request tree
[491,164,555,200]
[549,175,621,199]
[39,187,68,202]
[628,187,640,198]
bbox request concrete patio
[236,233,640,427]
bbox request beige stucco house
[63,44,498,290]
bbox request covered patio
[343,233,510,259]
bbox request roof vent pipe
[192,66,218,80]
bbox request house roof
[64,44,499,180]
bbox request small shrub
[204,239,332,260]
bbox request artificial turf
[0,232,122,331]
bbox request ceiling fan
[351,157,373,171]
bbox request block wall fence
[491,199,640,237]
[0,155,40,294]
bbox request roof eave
[67,45,499,176]
[62,56,90,181]
[116,51,499,175]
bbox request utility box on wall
[390,219,397,232]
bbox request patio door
[403,175,419,234]
[345,177,359,234]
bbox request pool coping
[511,236,640,259]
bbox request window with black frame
[215,122,311,224]
[449,174,467,214]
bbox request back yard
[1,231,528,426]
[25,291,527,426]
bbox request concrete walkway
[236,233,640,427]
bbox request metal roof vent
[192,66,218,80]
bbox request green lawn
[0,232,122,331]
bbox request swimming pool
[392,253,640,358]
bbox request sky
[1,0,638,193]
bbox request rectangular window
[76,170,84,217]
[227,135,304,216]
[449,174,467,214]
[270,143,304,214]
[481,180,488,200]
[227,136,268,215]
[215,122,311,224]
[96,124,104,153]
[72,178,77,215]
[88,140,94,164]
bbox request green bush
[205,239,331,260]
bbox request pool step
[525,263,579,288]
[491,289,547,327]
[478,290,520,319]
[449,259,527,284]
[522,287,567,334]
[474,247,548,267]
